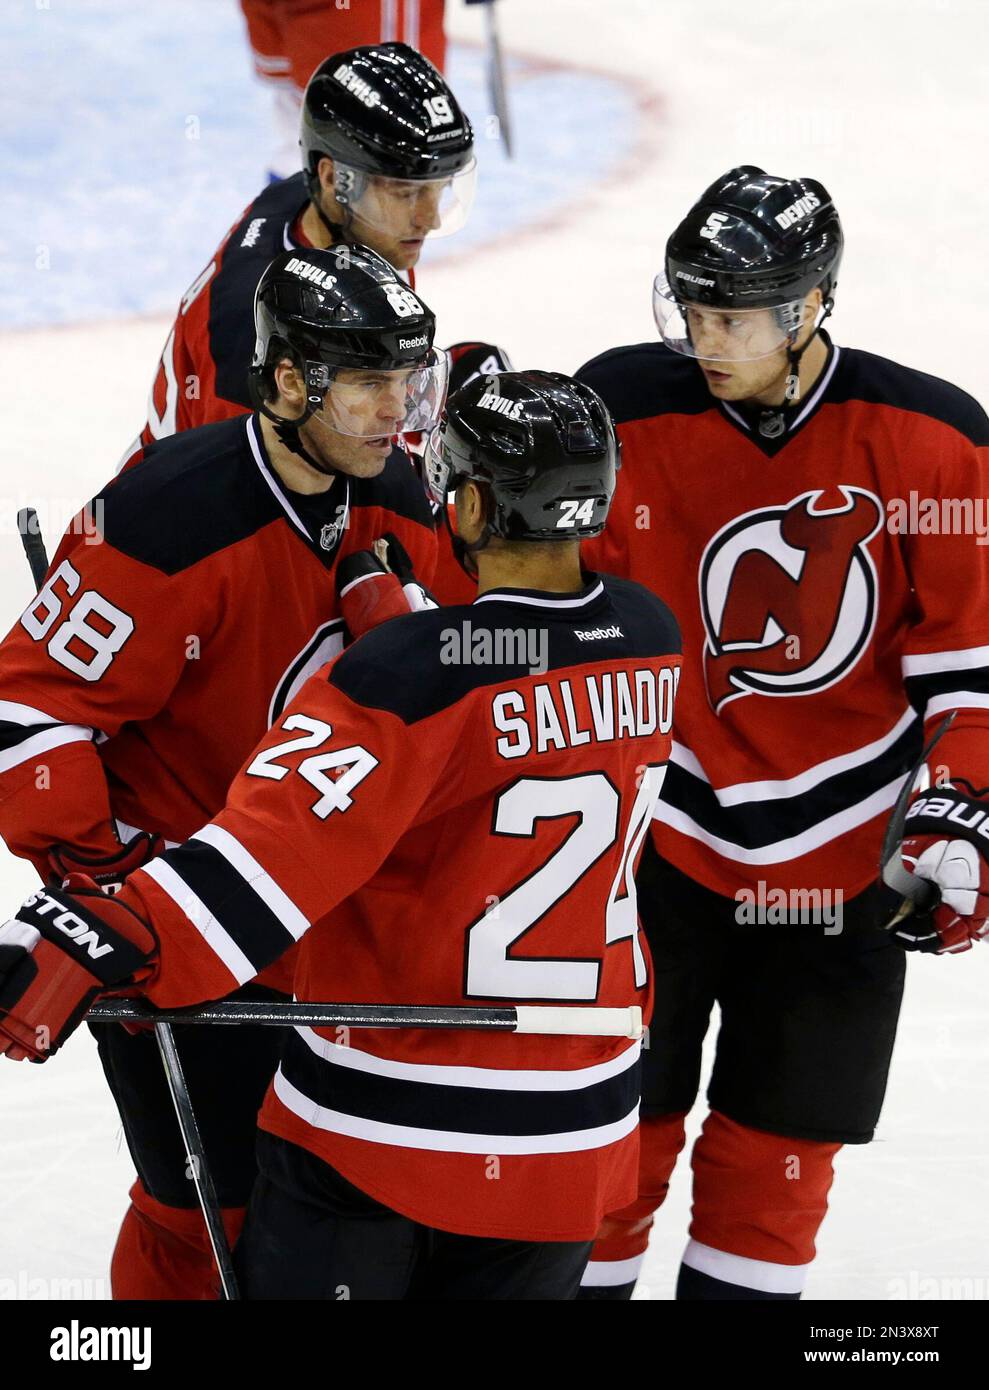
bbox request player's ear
[805,286,823,322]
[316,156,336,199]
[273,357,305,415]
[455,480,485,543]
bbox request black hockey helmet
[654,166,843,363]
[425,371,620,551]
[301,43,475,235]
[666,165,843,309]
[249,246,447,451]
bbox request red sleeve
[139,259,247,446]
[898,425,989,788]
[120,665,458,1006]
[0,532,218,871]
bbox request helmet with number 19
[301,42,476,271]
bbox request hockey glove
[0,881,157,1061]
[893,787,989,954]
[49,831,163,896]
[337,533,436,639]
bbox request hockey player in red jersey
[132,40,508,607]
[574,167,989,1300]
[137,42,502,449]
[240,1,447,177]
[0,246,443,1299]
[0,371,683,1299]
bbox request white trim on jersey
[655,775,904,864]
[272,1065,641,1155]
[141,858,256,985]
[903,644,989,677]
[0,699,83,728]
[580,1254,647,1288]
[790,345,841,428]
[720,346,841,435]
[474,581,606,611]
[0,723,94,775]
[925,690,989,719]
[192,823,310,942]
[246,415,352,552]
[145,327,178,441]
[666,706,918,809]
[681,1238,809,1294]
[294,1024,641,1092]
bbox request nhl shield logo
[320,518,343,551]
[699,486,884,713]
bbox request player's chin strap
[248,374,338,477]
[312,199,353,247]
[781,297,833,407]
[755,297,833,440]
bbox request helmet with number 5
[249,245,448,444]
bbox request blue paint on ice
[0,0,639,328]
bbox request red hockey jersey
[580,336,989,899]
[135,172,419,453]
[0,414,436,887]
[116,576,682,1239]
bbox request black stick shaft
[154,1022,240,1300]
[17,508,49,591]
[90,1000,520,1030]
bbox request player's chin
[395,238,425,268]
[351,437,393,475]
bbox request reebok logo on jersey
[21,889,114,961]
[574,625,624,641]
[676,272,716,287]
[477,392,523,420]
[240,218,266,248]
[398,334,428,350]
[333,63,381,109]
[284,257,337,290]
[775,192,821,230]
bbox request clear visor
[306,354,449,440]
[336,160,477,240]
[652,272,806,362]
[423,424,453,505]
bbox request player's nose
[413,188,443,232]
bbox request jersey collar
[473,576,606,611]
[716,333,841,457]
[245,414,351,566]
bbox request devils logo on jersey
[699,487,884,713]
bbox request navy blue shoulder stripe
[829,349,989,447]
[576,343,715,425]
[329,574,682,725]
[97,419,280,575]
[211,173,310,408]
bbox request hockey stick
[16,508,49,590]
[13,510,242,1298]
[154,1022,240,1300]
[477,0,514,157]
[880,711,956,925]
[89,999,644,1038]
